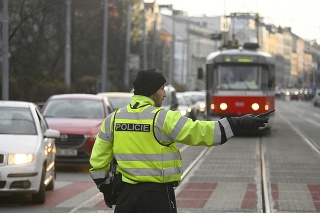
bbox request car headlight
[180,110,187,116]
[8,154,34,165]
[199,103,206,112]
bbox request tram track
[260,137,270,213]
[74,107,320,213]
[176,137,272,213]
[261,104,320,213]
[256,122,320,213]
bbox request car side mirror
[44,129,60,138]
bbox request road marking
[44,182,94,207]
[67,191,102,213]
[58,186,101,208]
[278,113,320,155]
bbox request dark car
[41,94,113,165]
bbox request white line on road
[278,113,320,155]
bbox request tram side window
[207,64,219,92]
[213,65,219,91]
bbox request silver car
[97,92,132,111]
[0,101,60,204]
[313,89,320,107]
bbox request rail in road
[1,100,320,213]
[174,100,320,213]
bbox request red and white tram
[205,43,275,124]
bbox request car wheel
[32,166,46,204]
[46,165,55,191]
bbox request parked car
[41,94,113,165]
[163,85,179,111]
[0,100,60,204]
[313,89,320,107]
[130,85,178,111]
[183,91,206,119]
[176,92,197,121]
[97,92,133,111]
[289,88,301,100]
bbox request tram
[205,43,275,124]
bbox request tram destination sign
[224,56,258,63]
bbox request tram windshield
[211,64,272,91]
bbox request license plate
[56,148,77,156]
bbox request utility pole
[2,0,9,100]
[124,3,132,87]
[169,12,175,86]
[142,3,147,70]
[255,13,260,45]
[101,0,108,92]
[162,42,168,75]
[151,13,158,68]
[65,0,71,89]
[222,0,228,48]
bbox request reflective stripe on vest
[154,110,188,142]
[113,106,182,183]
[97,113,114,142]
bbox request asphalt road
[1,99,320,213]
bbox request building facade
[146,1,320,90]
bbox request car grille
[56,134,86,149]
[0,154,4,164]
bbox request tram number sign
[235,102,245,107]
[225,56,257,63]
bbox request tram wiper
[240,78,250,90]
[223,77,231,89]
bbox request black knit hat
[133,68,166,97]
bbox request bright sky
[152,0,320,43]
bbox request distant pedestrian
[89,68,268,213]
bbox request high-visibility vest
[113,106,182,184]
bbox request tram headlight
[264,105,269,110]
[220,103,227,110]
[210,104,215,110]
[251,103,259,111]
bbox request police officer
[89,68,268,213]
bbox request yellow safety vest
[90,95,234,188]
[113,105,182,184]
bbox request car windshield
[43,99,105,119]
[184,93,205,103]
[182,95,193,106]
[108,97,131,110]
[177,96,186,106]
[0,107,37,135]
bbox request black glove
[228,114,268,133]
[100,184,117,208]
